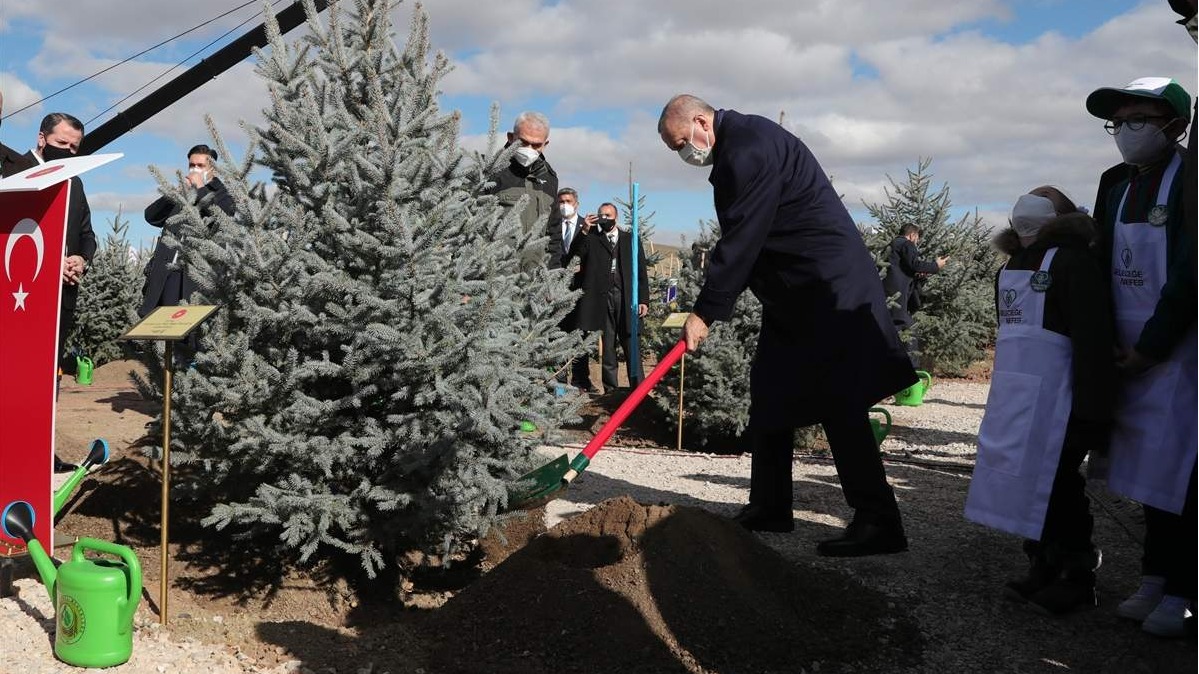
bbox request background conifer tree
[136,0,581,576]
[66,213,143,366]
[860,158,1000,374]
[651,221,760,450]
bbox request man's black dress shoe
[816,520,908,557]
[732,503,794,533]
[54,456,78,474]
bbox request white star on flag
[12,283,29,311]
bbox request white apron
[1106,153,1198,515]
[966,249,1072,539]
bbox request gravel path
[4,379,1194,673]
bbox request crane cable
[2,0,273,122]
[83,0,286,126]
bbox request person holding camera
[564,202,649,393]
[139,144,234,318]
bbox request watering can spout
[2,501,58,603]
[53,439,111,517]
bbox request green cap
[1086,77,1192,120]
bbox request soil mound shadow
[425,496,923,674]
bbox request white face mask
[559,203,576,218]
[513,145,540,168]
[1115,123,1174,166]
[677,121,714,167]
[1010,194,1056,239]
[188,166,210,183]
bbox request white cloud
[85,191,158,214]
[3,1,260,47]
[0,71,44,124]
[8,0,1195,242]
[431,0,1195,229]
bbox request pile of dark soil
[424,496,923,674]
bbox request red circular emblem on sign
[171,309,188,319]
[26,165,65,179]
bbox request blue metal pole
[629,183,641,385]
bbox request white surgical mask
[1010,194,1056,239]
[677,122,714,167]
[1115,123,1173,167]
[513,146,540,168]
[559,203,575,218]
[189,166,210,183]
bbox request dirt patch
[423,496,923,674]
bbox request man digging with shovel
[657,94,916,557]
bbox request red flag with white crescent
[0,181,68,551]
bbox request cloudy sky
[1,0,1195,249]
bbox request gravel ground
[3,379,1195,673]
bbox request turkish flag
[0,181,68,551]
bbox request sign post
[661,312,689,451]
[629,182,641,386]
[119,304,218,624]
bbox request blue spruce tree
[649,220,762,451]
[137,0,580,576]
[861,158,1000,374]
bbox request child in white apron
[966,188,1115,615]
[1087,77,1197,638]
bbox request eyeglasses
[1104,115,1170,135]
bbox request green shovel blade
[507,454,570,509]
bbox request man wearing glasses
[487,111,559,257]
[1087,77,1196,637]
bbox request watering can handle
[74,538,143,624]
[869,407,892,434]
[917,371,932,387]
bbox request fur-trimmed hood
[993,211,1097,256]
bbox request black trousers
[1143,467,1197,599]
[749,409,901,524]
[893,319,920,369]
[1037,421,1094,556]
[567,335,593,389]
[601,285,643,389]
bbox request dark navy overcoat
[692,110,916,429]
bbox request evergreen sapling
[66,213,143,366]
[136,0,581,577]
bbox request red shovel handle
[581,339,688,461]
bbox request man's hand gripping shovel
[507,339,687,509]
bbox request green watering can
[75,356,94,386]
[3,501,142,668]
[894,370,933,406]
[868,407,892,446]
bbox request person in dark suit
[551,187,595,391]
[139,144,235,317]
[881,224,947,366]
[548,187,581,271]
[565,202,649,393]
[658,94,916,557]
[1,112,97,473]
[3,113,97,358]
